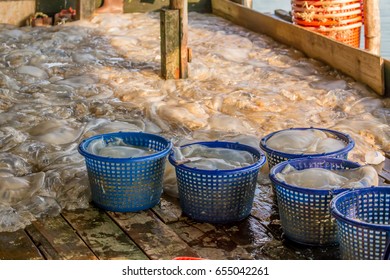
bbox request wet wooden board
[378,157,390,184]
[212,0,385,95]
[62,207,149,260]
[108,210,200,260]
[26,215,97,260]
[0,230,43,260]
[151,194,182,224]
[168,216,271,260]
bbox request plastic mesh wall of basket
[78,132,172,212]
[331,187,390,260]
[169,141,266,224]
[260,127,355,170]
[270,157,361,246]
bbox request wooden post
[76,0,96,20]
[160,9,181,79]
[364,0,381,55]
[243,0,252,9]
[170,0,189,78]
[229,0,252,8]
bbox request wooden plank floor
[1,157,389,260]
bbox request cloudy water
[0,12,388,231]
[253,0,390,58]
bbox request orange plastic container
[173,257,205,260]
[291,0,363,47]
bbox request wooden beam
[160,9,180,79]
[62,208,149,260]
[151,194,182,224]
[230,0,252,9]
[0,230,43,260]
[212,0,384,95]
[170,0,189,78]
[384,59,390,98]
[108,210,200,260]
[364,0,381,55]
[26,216,98,260]
[76,0,96,20]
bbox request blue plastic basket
[269,157,361,246]
[78,132,172,212]
[169,141,266,223]
[385,240,390,260]
[330,186,390,260]
[260,127,355,169]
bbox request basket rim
[269,156,361,195]
[78,131,172,162]
[330,186,390,231]
[260,127,355,159]
[168,140,266,174]
[292,0,362,6]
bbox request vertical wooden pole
[229,0,252,8]
[76,0,96,20]
[364,0,381,55]
[243,0,252,8]
[160,9,181,79]
[170,0,188,78]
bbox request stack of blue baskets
[330,186,390,260]
[169,141,266,223]
[78,131,172,212]
[262,127,357,246]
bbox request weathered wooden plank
[377,157,390,184]
[62,207,149,260]
[180,0,189,78]
[385,59,390,97]
[160,9,180,79]
[170,0,189,78]
[379,170,390,184]
[251,184,275,223]
[26,215,98,260]
[0,230,43,260]
[151,194,182,224]
[169,216,269,259]
[0,1,35,26]
[212,0,384,95]
[363,0,381,55]
[108,210,199,259]
[383,156,390,173]
[76,0,100,20]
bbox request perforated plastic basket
[169,141,266,223]
[78,132,172,212]
[385,240,390,260]
[269,157,361,246]
[330,187,390,260]
[260,127,355,169]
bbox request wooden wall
[212,0,386,96]
[384,60,390,97]
[0,0,35,26]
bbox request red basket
[173,257,205,260]
[307,22,362,47]
[291,0,363,47]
